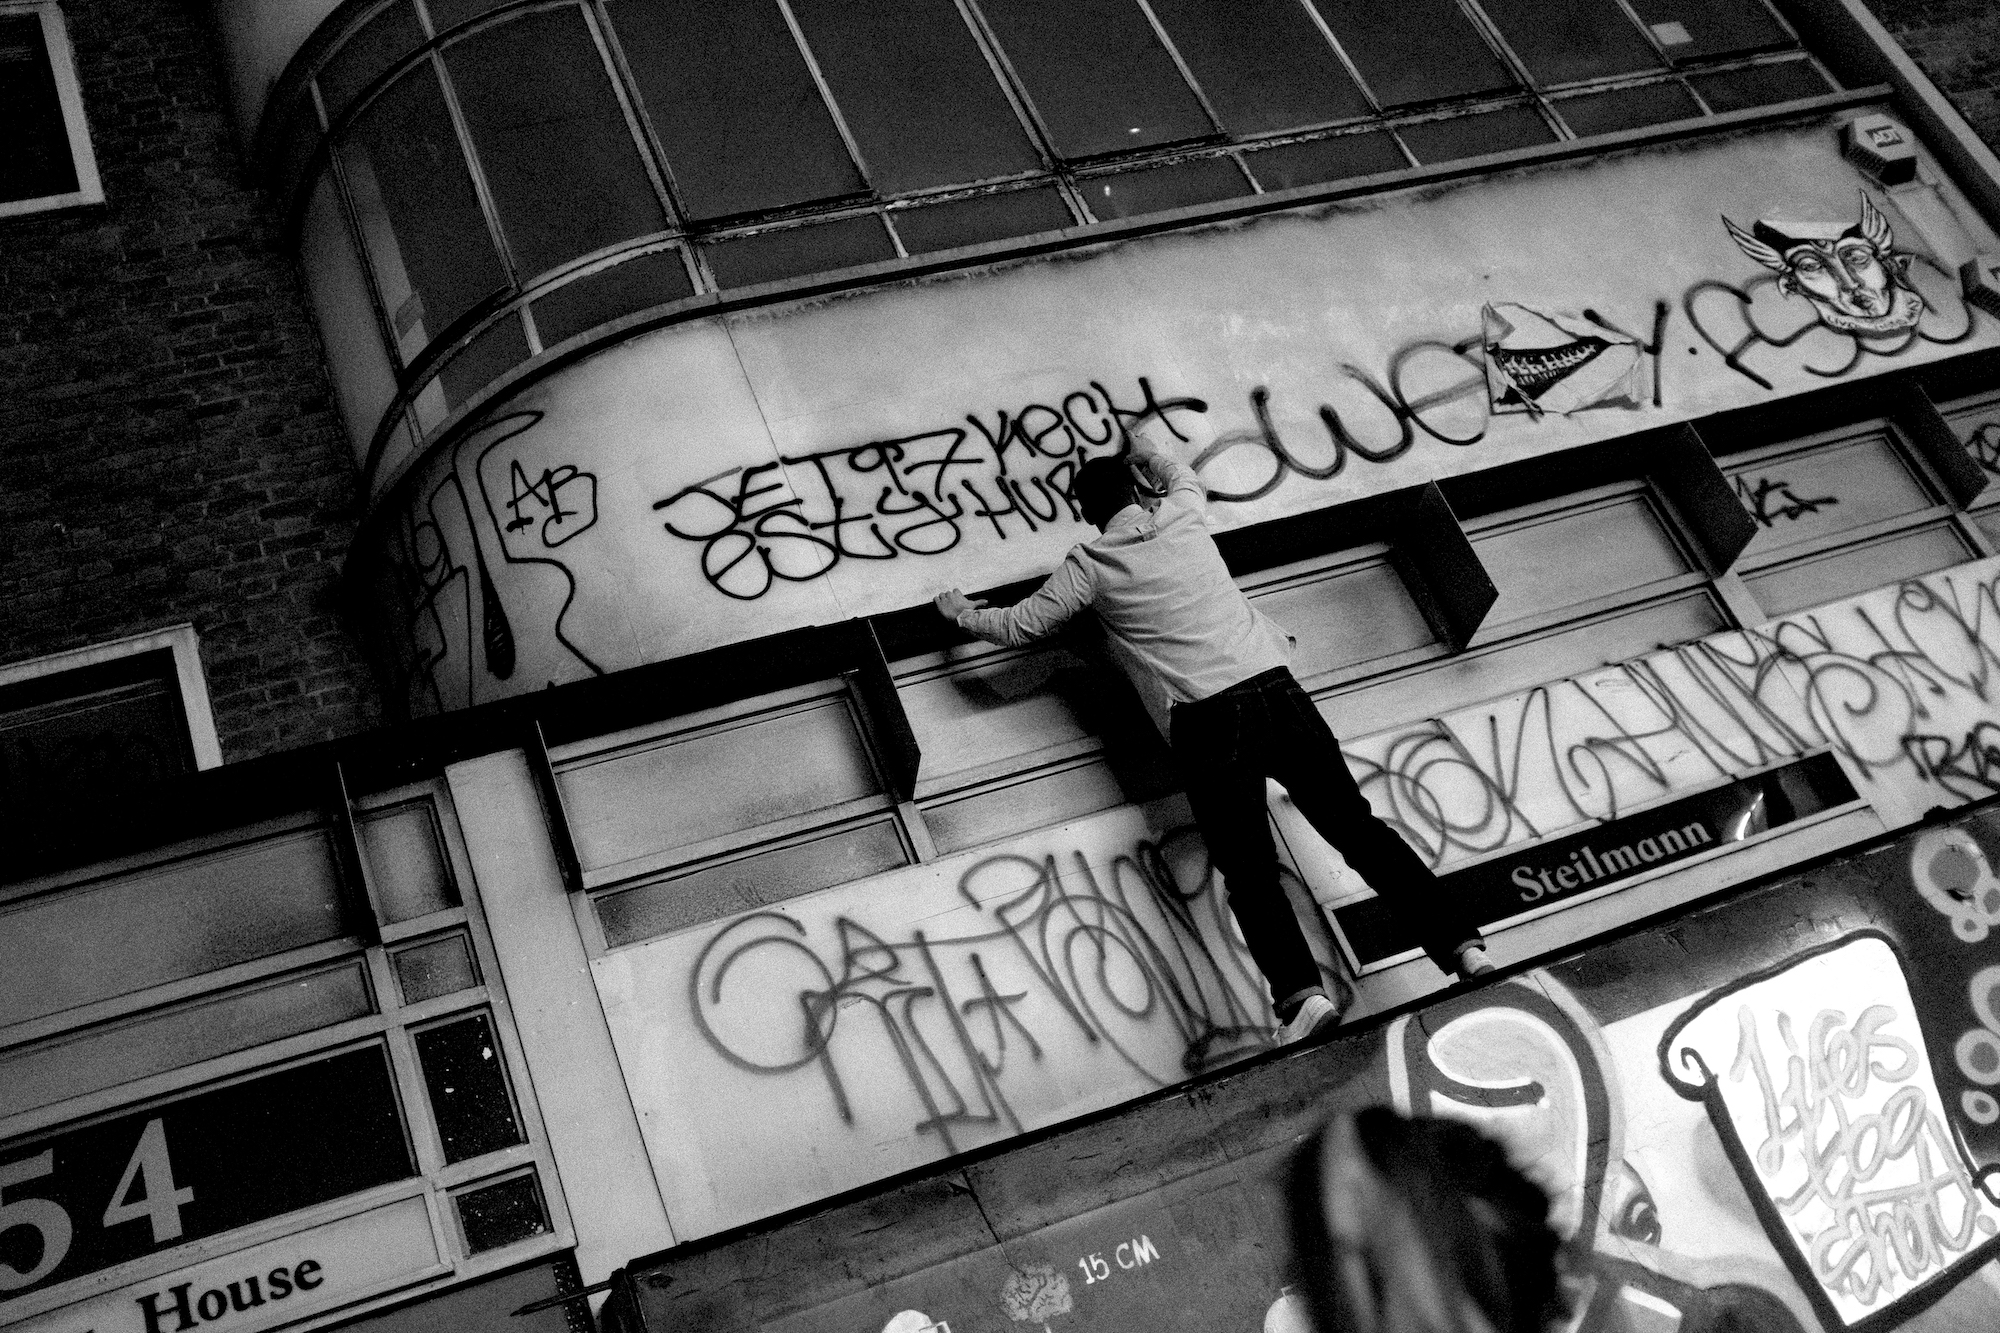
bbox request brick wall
[0,0,383,760]
[1865,0,2000,150]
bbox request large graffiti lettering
[686,826,1327,1156]
[1340,557,2000,876]
[1663,935,2000,1326]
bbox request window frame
[0,0,104,219]
[0,624,222,773]
[0,779,575,1326]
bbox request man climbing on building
[934,420,1491,1047]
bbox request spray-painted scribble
[687,827,1337,1156]
[1662,935,2000,1326]
[1736,473,1839,527]
[1906,830,2000,1139]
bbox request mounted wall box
[1964,253,2000,320]
[1842,112,1919,185]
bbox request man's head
[1074,456,1137,531]
[1291,1108,1569,1333]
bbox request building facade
[8,1,2000,1331]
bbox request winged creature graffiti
[1721,192,1924,335]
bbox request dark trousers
[1170,667,1481,1008]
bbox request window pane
[0,961,373,1118]
[1625,0,1791,64]
[892,188,1071,254]
[1084,156,1250,221]
[0,829,348,1028]
[0,14,79,203]
[316,1,425,124]
[1243,131,1405,191]
[1312,0,1515,106]
[339,65,509,361]
[979,0,1212,157]
[437,313,531,409]
[703,215,898,288]
[790,0,1038,194]
[1247,557,1438,685]
[360,801,461,923]
[1480,0,1663,86]
[446,9,667,279]
[1728,431,1936,564]
[924,761,1134,857]
[456,1173,551,1253]
[1470,493,1690,633]
[394,932,480,1003]
[608,0,862,220]
[1397,107,1556,165]
[533,248,695,346]
[1744,524,1973,619]
[0,651,195,810]
[1689,59,1833,113]
[595,818,909,945]
[1554,82,1703,136]
[1148,0,1369,134]
[415,1012,524,1163]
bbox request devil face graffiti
[1722,193,1922,335]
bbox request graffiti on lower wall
[363,117,2000,715]
[619,806,2000,1333]
[593,802,1340,1240]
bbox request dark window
[789,0,1039,194]
[0,650,196,812]
[1313,0,1516,107]
[1148,0,1370,135]
[1625,0,1791,63]
[414,1012,524,1164]
[437,314,530,409]
[0,13,79,204]
[1243,131,1406,191]
[315,1,425,125]
[1398,106,1556,164]
[1082,156,1251,220]
[456,1173,551,1253]
[339,65,510,359]
[532,248,695,346]
[446,9,667,278]
[1690,59,1833,112]
[892,187,1072,255]
[1480,0,1663,86]
[608,0,863,220]
[979,0,1213,157]
[703,215,898,288]
[1555,81,1703,136]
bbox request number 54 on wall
[1,1117,193,1291]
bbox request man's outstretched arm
[935,555,1096,648]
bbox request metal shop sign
[1333,754,1856,969]
[12,1195,440,1333]
[0,1047,413,1302]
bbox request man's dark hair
[1073,457,1136,529]
[1288,1107,1570,1333]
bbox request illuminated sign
[0,1047,413,1301]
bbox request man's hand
[935,588,987,622]
[1125,415,1169,463]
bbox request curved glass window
[271,0,1830,478]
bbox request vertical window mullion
[770,0,878,200]
[1451,0,1569,139]
[1126,0,1227,139]
[1288,1,1422,168]
[424,43,525,286]
[948,0,1088,222]
[574,1,686,235]
[317,80,416,379]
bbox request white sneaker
[1455,943,1496,980]
[1277,993,1341,1046]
